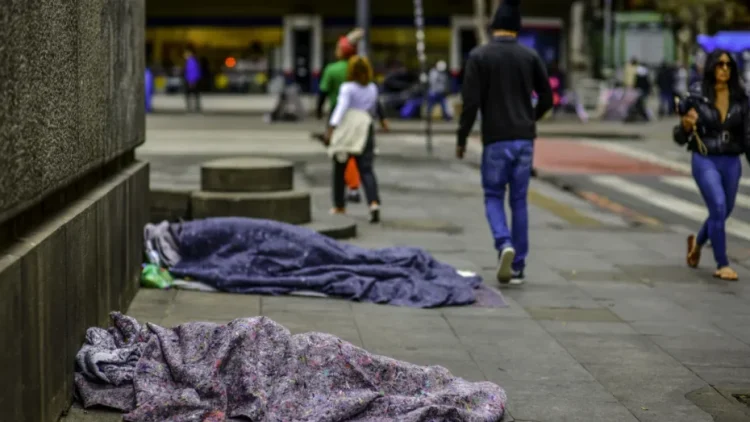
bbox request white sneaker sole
[497,248,516,284]
[509,277,526,286]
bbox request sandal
[686,235,701,268]
[329,207,346,215]
[713,266,739,281]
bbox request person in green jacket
[317,28,363,118]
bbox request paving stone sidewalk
[64,123,750,422]
[146,110,664,140]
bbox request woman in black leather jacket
[674,49,750,281]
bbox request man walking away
[428,60,452,120]
[455,0,553,285]
[183,46,202,112]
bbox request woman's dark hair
[702,49,746,102]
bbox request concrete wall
[0,0,145,225]
[0,1,148,421]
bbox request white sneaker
[496,247,516,284]
[509,270,526,286]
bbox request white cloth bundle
[327,108,372,163]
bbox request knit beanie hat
[491,0,521,32]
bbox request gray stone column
[356,0,370,56]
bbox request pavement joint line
[532,170,662,228]
[576,190,662,227]
[527,189,602,228]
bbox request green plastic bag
[140,264,174,289]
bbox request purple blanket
[75,313,507,421]
[167,217,483,308]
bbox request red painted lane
[532,139,682,176]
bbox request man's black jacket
[457,36,553,148]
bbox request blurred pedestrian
[547,61,565,117]
[456,0,553,285]
[324,56,388,223]
[183,46,202,112]
[145,67,154,113]
[623,57,638,88]
[265,81,305,122]
[675,65,689,97]
[675,50,748,281]
[318,29,370,203]
[657,61,676,117]
[427,60,452,120]
[626,62,652,122]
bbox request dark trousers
[693,153,742,268]
[626,94,651,122]
[185,84,201,112]
[332,127,380,208]
[658,91,674,116]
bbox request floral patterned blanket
[75,313,507,421]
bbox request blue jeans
[427,93,451,120]
[481,140,534,271]
[692,153,742,268]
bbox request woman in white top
[324,56,388,223]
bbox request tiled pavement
[62,119,750,421]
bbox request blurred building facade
[145,0,574,93]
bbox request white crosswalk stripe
[590,175,750,242]
[661,176,750,209]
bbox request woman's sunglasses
[716,61,731,69]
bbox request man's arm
[532,55,553,120]
[316,91,328,119]
[317,67,330,119]
[457,54,481,148]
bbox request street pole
[356,0,370,57]
[602,0,612,72]
[413,0,433,154]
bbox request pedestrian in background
[675,65,689,97]
[145,67,154,113]
[677,49,749,281]
[318,29,368,203]
[325,56,387,224]
[456,0,553,285]
[623,57,639,88]
[183,46,202,112]
[657,61,676,117]
[427,60,452,121]
[626,62,653,122]
[547,61,565,117]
